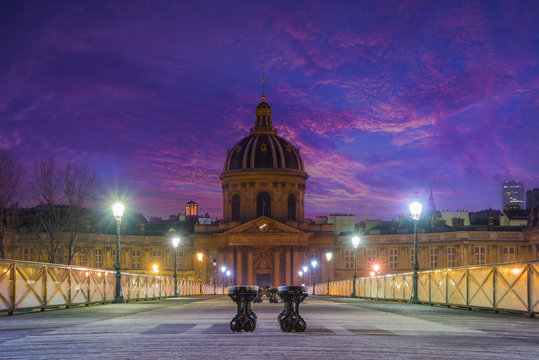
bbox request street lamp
[298,270,304,285]
[351,235,360,297]
[197,252,203,295]
[226,270,231,286]
[112,202,125,303]
[373,264,380,274]
[302,265,308,286]
[221,265,227,294]
[172,237,180,297]
[311,259,318,295]
[325,252,333,295]
[212,257,217,295]
[409,201,422,303]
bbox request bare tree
[0,151,23,259]
[29,158,96,264]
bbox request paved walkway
[0,296,537,359]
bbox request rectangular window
[410,248,415,268]
[152,250,162,258]
[429,248,438,268]
[367,248,377,264]
[23,247,32,261]
[474,246,486,265]
[131,249,141,269]
[79,249,87,267]
[344,250,353,269]
[503,247,515,262]
[177,250,184,270]
[447,247,455,268]
[389,248,398,269]
[94,249,102,268]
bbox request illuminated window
[429,248,438,268]
[79,249,87,266]
[447,247,455,268]
[131,249,141,269]
[389,248,398,269]
[231,194,240,220]
[474,247,486,265]
[367,248,377,264]
[95,249,102,268]
[287,194,296,220]
[256,192,271,217]
[344,250,353,269]
[503,247,515,262]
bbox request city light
[112,202,125,219]
[197,252,203,262]
[152,264,159,273]
[298,270,303,276]
[302,265,308,273]
[352,236,360,248]
[373,264,380,272]
[221,265,226,273]
[311,260,318,268]
[172,237,180,248]
[409,201,422,221]
[325,252,332,261]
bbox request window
[95,249,103,268]
[79,249,87,266]
[131,249,141,269]
[177,250,184,270]
[474,246,486,265]
[503,247,515,262]
[152,250,162,258]
[447,247,455,268]
[287,194,296,220]
[429,248,438,268]
[367,248,377,264]
[256,192,271,217]
[389,249,398,269]
[410,248,415,268]
[23,247,33,261]
[231,194,240,220]
[344,250,353,269]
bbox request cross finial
[259,76,265,100]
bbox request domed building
[190,96,337,288]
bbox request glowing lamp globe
[221,266,226,273]
[112,202,125,218]
[409,201,423,221]
[311,260,318,268]
[352,236,360,248]
[302,265,308,273]
[172,237,180,248]
[373,264,380,272]
[326,252,333,261]
[197,253,203,262]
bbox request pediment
[223,216,304,235]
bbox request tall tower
[502,180,524,209]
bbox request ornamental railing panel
[447,268,467,306]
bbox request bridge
[1,260,538,359]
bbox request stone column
[227,248,234,285]
[285,246,291,285]
[247,249,254,285]
[273,247,281,288]
[292,247,302,285]
[237,247,243,284]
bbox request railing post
[9,263,16,315]
[67,266,72,309]
[492,265,497,311]
[466,268,469,308]
[527,263,532,316]
[428,271,431,303]
[42,264,47,311]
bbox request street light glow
[325,252,332,261]
[352,236,360,248]
[221,265,226,273]
[226,270,231,277]
[302,265,308,273]
[409,201,423,220]
[112,202,125,218]
[172,237,180,248]
[373,264,380,272]
[311,259,318,268]
[152,264,159,273]
[197,252,203,262]
[298,270,303,276]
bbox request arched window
[256,192,271,217]
[231,194,240,220]
[287,194,296,220]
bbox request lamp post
[325,252,333,295]
[311,260,318,295]
[221,265,226,294]
[172,237,180,297]
[112,202,125,303]
[298,270,303,285]
[302,265,308,287]
[212,258,217,295]
[351,236,360,297]
[197,252,203,295]
[226,270,231,286]
[409,201,422,303]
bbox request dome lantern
[252,96,276,134]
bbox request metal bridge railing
[324,261,538,315]
[0,259,210,314]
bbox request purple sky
[1,1,538,221]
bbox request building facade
[503,180,525,209]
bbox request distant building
[328,214,355,235]
[526,188,539,211]
[500,205,529,226]
[503,180,524,209]
[441,210,470,227]
[469,209,502,226]
[185,200,198,219]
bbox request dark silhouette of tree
[0,151,23,259]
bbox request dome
[224,133,305,171]
[223,97,305,172]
